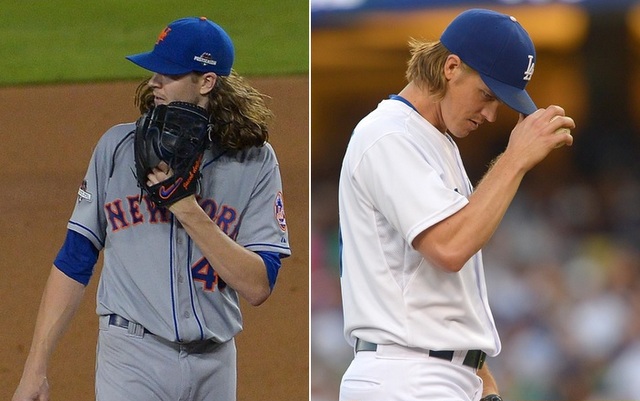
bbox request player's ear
[443,54,462,80]
[200,72,218,96]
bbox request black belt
[354,338,486,370]
[108,314,151,335]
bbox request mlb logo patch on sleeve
[78,180,93,203]
[274,192,287,231]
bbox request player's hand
[504,105,575,172]
[147,161,199,213]
[12,374,49,401]
[146,161,173,186]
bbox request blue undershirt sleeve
[55,231,278,289]
[255,251,282,291]
[53,229,99,286]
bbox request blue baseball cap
[440,9,537,115]
[126,17,234,76]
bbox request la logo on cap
[523,55,534,81]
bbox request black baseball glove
[133,101,211,208]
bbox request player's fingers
[549,113,575,149]
[146,174,157,186]
[523,107,550,123]
[542,105,566,121]
[155,163,174,178]
[553,127,574,148]
[157,161,170,174]
[147,166,174,186]
[565,131,574,146]
[146,168,163,186]
[549,115,575,131]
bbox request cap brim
[480,74,538,116]
[126,51,192,75]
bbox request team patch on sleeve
[274,191,287,231]
[77,180,93,203]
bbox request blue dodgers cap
[126,17,234,76]
[440,9,537,115]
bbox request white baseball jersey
[339,98,500,356]
[69,122,291,344]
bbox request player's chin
[449,128,471,139]
[452,120,479,138]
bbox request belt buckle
[110,314,147,337]
[464,350,487,370]
[354,338,378,353]
[127,321,145,337]
[476,351,487,370]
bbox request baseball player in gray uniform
[13,17,290,401]
[338,9,574,401]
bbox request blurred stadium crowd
[311,165,640,400]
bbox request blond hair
[405,39,469,101]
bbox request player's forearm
[413,153,525,272]
[170,197,271,306]
[22,266,85,374]
[462,151,527,246]
[477,364,500,397]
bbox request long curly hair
[135,70,272,150]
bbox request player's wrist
[480,394,503,401]
[166,194,199,214]
[23,351,48,374]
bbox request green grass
[0,0,308,86]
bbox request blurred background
[311,1,640,400]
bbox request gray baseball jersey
[69,122,291,343]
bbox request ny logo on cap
[156,27,171,44]
[523,55,535,81]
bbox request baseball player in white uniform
[338,9,574,401]
[13,17,290,401]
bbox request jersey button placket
[173,226,195,339]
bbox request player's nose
[482,103,499,123]
[148,73,162,88]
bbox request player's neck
[398,83,446,134]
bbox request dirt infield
[0,76,309,400]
